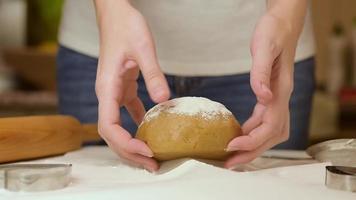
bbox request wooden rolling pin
[0,115,102,163]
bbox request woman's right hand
[94,0,170,172]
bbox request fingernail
[225,146,239,152]
[144,165,156,173]
[139,151,154,158]
[143,167,152,172]
[157,88,169,99]
[156,89,166,98]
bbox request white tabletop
[1,147,355,200]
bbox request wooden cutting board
[0,115,102,163]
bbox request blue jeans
[57,46,315,150]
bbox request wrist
[266,0,307,37]
[94,0,132,22]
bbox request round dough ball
[136,97,242,161]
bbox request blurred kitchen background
[0,0,355,145]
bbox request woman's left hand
[224,3,306,168]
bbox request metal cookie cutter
[0,164,72,192]
[326,166,356,192]
[307,139,356,192]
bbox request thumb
[250,40,275,105]
[135,42,170,103]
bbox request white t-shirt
[59,0,315,76]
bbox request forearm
[266,0,308,37]
[93,0,135,57]
[93,0,133,38]
[94,0,130,19]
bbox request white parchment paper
[1,147,355,200]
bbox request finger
[125,137,154,157]
[279,111,290,143]
[102,123,153,157]
[225,135,279,168]
[225,141,271,168]
[125,97,146,125]
[102,127,157,171]
[275,60,294,102]
[225,120,289,168]
[225,150,261,168]
[119,150,159,172]
[98,102,153,157]
[97,88,122,133]
[241,103,266,134]
[124,59,138,69]
[96,59,125,128]
[226,121,275,152]
[126,153,159,172]
[107,141,158,172]
[250,37,277,105]
[135,40,170,103]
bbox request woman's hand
[225,0,308,168]
[94,0,170,172]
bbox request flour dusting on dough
[143,97,232,122]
